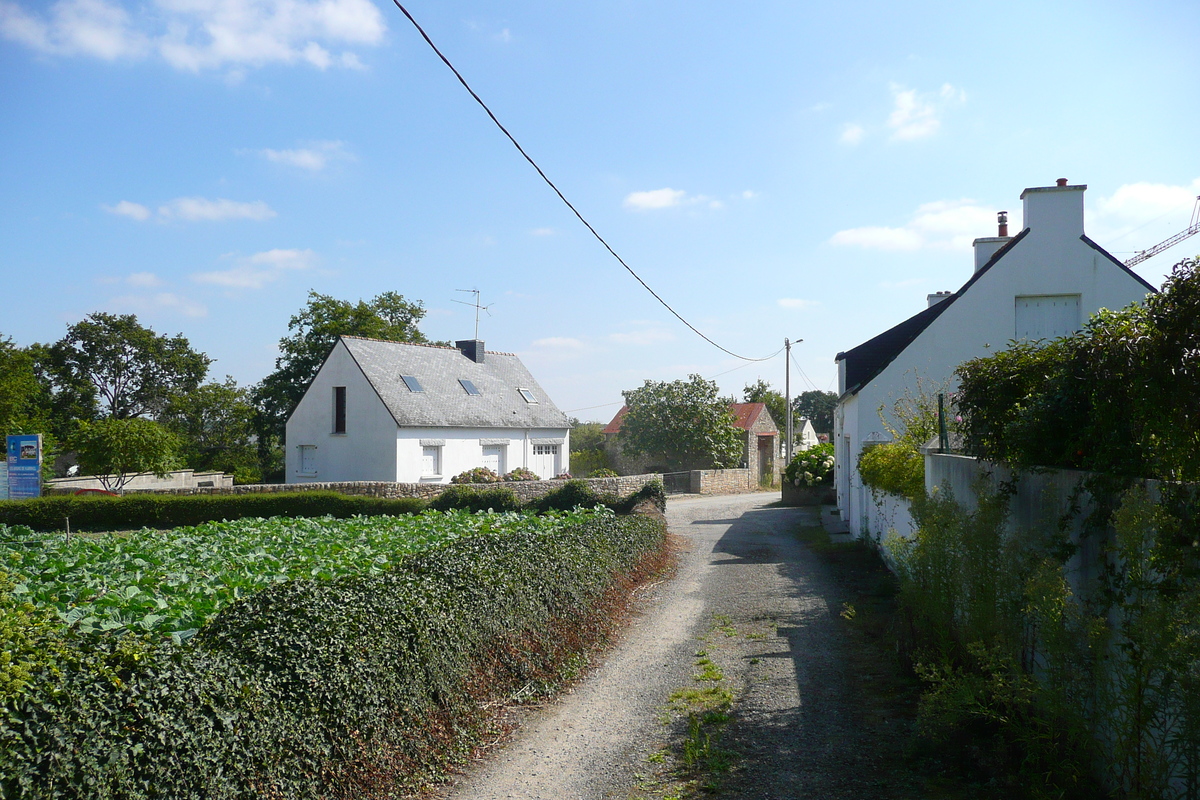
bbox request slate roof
[603,402,773,434]
[338,336,569,429]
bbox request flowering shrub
[554,472,572,480]
[503,467,540,482]
[783,443,834,487]
[450,467,500,484]
[589,468,619,478]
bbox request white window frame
[421,445,442,478]
[298,445,318,476]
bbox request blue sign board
[6,434,42,500]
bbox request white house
[286,337,571,484]
[834,179,1156,538]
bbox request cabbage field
[0,507,610,642]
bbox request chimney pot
[998,210,1008,237]
[1056,178,1068,187]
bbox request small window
[421,445,441,476]
[333,386,346,433]
[459,379,481,396]
[298,445,317,475]
[401,375,424,392]
[518,388,537,404]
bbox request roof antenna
[452,288,492,339]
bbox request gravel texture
[437,492,890,800]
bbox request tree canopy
[0,336,51,436]
[792,390,837,434]
[71,417,180,492]
[742,379,788,432]
[161,377,260,483]
[620,375,742,471]
[43,313,210,422]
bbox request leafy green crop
[1,508,610,641]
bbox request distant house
[835,179,1155,538]
[286,337,570,484]
[602,402,779,481]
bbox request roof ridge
[339,334,518,356]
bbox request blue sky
[2,0,1198,423]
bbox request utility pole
[784,338,803,464]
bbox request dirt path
[437,493,884,800]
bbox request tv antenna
[452,288,493,339]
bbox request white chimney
[972,211,1013,272]
[927,291,953,308]
[1020,178,1086,238]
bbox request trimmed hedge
[0,492,428,532]
[0,511,668,798]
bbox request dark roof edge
[1080,234,1159,293]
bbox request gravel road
[438,492,884,800]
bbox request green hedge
[0,492,427,532]
[0,512,668,798]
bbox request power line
[390,1,776,362]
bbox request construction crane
[1124,196,1200,267]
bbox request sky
[2,0,1198,424]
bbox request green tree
[71,417,180,492]
[0,336,52,435]
[568,418,612,477]
[43,313,211,422]
[620,375,742,471]
[742,379,788,432]
[161,377,260,483]
[253,291,436,481]
[792,390,838,434]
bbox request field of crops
[0,507,611,641]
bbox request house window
[421,445,441,477]
[459,379,481,395]
[518,388,537,403]
[333,386,346,433]
[401,375,424,392]
[1015,294,1081,341]
[298,445,317,475]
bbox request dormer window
[518,388,537,404]
[401,375,424,392]
[459,379,481,396]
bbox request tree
[0,336,51,435]
[792,390,838,434]
[253,291,436,480]
[742,379,788,432]
[620,375,742,471]
[161,377,260,483]
[71,418,180,492]
[44,313,211,421]
[568,417,612,477]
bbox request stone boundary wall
[689,469,755,495]
[88,473,663,504]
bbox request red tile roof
[603,402,767,433]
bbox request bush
[529,479,609,514]
[450,467,500,484]
[0,511,668,798]
[503,467,539,482]
[858,442,924,500]
[783,443,834,487]
[588,468,619,478]
[0,492,427,532]
[426,485,521,514]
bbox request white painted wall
[286,340,401,483]
[836,184,1153,538]
[394,427,570,484]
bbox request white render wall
[394,427,570,484]
[286,340,401,483]
[837,185,1153,538]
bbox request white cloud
[741,190,757,200]
[624,188,686,210]
[623,187,721,212]
[158,196,275,221]
[258,140,349,171]
[830,198,997,251]
[531,336,584,349]
[126,271,162,287]
[103,199,152,220]
[777,298,819,310]
[839,123,865,145]
[0,0,147,59]
[109,291,207,317]
[530,227,555,236]
[192,247,316,289]
[1095,178,1200,224]
[2,0,386,71]
[887,82,965,141]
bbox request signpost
[6,434,43,499]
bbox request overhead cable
[390,1,777,362]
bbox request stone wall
[93,473,663,504]
[46,469,234,494]
[690,469,755,495]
